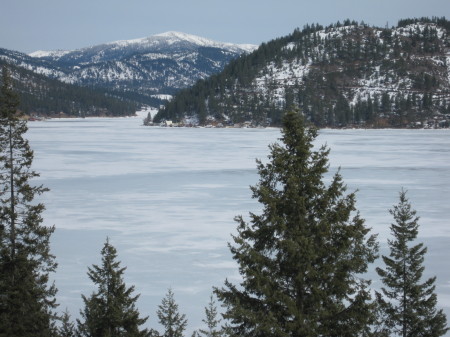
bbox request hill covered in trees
[154,17,450,128]
[0,60,139,117]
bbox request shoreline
[26,114,450,130]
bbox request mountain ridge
[0,31,257,115]
[29,31,256,59]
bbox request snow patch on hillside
[447,54,450,84]
[316,25,362,41]
[29,49,71,58]
[0,54,66,78]
[155,31,218,47]
[136,106,158,118]
[154,31,257,53]
[253,59,311,102]
[151,94,172,101]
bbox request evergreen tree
[0,65,58,336]
[215,110,378,336]
[143,112,152,126]
[375,190,448,337]
[157,288,187,337]
[59,309,76,337]
[199,294,222,337]
[78,238,150,337]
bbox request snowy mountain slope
[0,48,66,78]
[154,18,450,127]
[1,32,257,107]
[251,23,450,108]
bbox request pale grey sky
[1,0,449,53]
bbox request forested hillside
[154,17,450,127]
[0,60,139,117]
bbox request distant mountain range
[0,32,257,117]
[154,17,450,128]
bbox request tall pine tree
[198,294,222,337]
[58,309,76,337]
[0,65,58,336]
[215,110,379,336]
[157,288,187,337]
[375,190,448,337]
[78,238,150,337]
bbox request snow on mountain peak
[91,30,253,52]
[29,31,257,58]
[152,31,257,52]
[29,49,71,58]
[154,31,214,45]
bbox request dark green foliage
[198,294,222,337]
[0,66,58,337]
[157,289,187,337]
[397,16,450,30]
[78,238,150,337]
[59,309,76,337]
[375,190,448,337]
[215,110,379,336]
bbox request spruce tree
[143,112,152,126]
[157,288,187,337]
[215,110,379,336]
[199,294,222,337]
[0,66,58,336]
[59,309,76,337]
[77,238,150,337]
[375,190,448,337]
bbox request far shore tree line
[0,66,448,336]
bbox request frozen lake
[27,116,450,334]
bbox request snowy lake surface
[27,116,450,334]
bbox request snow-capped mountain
[30,31,256,63]
[1,32,257,106]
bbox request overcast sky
[1,0,449,54]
